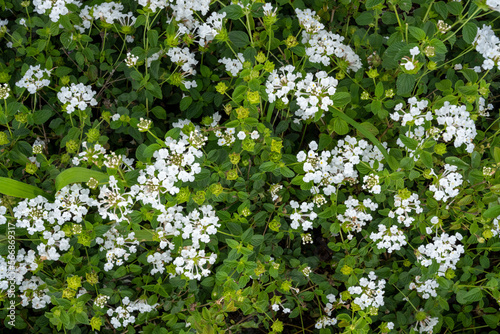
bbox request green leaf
[400,135,418,150]
[355,11,374,25]
[457,288,483,304]
[134,230,155,242]
[462,22,477,44]
[55,167,109,192]
[445,156,469,170]
[330,108,398,171]
[365,0,384,9]
[332,92,351,107]
[112,266,127,278]
[0,177,51,199]
[483,314,499,329]
[434,2,448,19]
[151,106,166,119]
[260,161,276,172]
[399,0,412,12]
[179,96,193,111]
[229,31,250,48]
[226,239,239,248]
[147,29,159,47]
[409,26,426,41]
[493,146,500,163]
[219,4,244,20]
[33,109,53,125]
[334,117,349,135]
[420,151,433,168]
[375,82,384,98]
[319,133,332,150]
[484,205,500,219]
[397,73,415,96]
[280,167,295,178]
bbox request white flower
[16,65,52,94]
[410,46,420,56]
[237,131,246,140]
[57,83,98,114]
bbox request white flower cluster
[391,97,432,126]
[219,53,245,77]
[265,67,341,122]
[96,228,139,271]
[315,294,341,329]
[98,176,135,223]
[388,192,423,227]
[0,205,6,225]
[434,102,476,153]
[392,97,477,158]
[409,276,439,299]
[478,96,494,117]
[266,65,302,104]
[57,83,98,114]
[215,127,236,147]
[487,0,500,12]
[147,205,219,278]
[315,315,337,329]
[429,164,463,202]
[473,25,500,71]
[370,224,407,253]
[0,249,38,291]
[270,184,283,202]
[337,196,378,239]
[195,12,226,46]
[302,30,362,72]
[33,0,81,22]
[76,2,129,32]
[14,185,98,261]
[295,71,338,122]
[296,8,361,71]
[295,8,325,33]
[16,65,52,94]
[297,136,385,196]
[416,232,464,276]
[347,271,386,310]
[125,52,139,67]
[492,216,500,237]
[133,137,203,206]
[362,174,381,194]
[289,200,317,231]
[414,310,439,334]
[107,297,159,329]
[19,276,51,309]
[138,0,169,12]
[72,142,134,170]
[172,247,218,280]
[166,47,198,76]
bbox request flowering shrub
[1,0,500,333]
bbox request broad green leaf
[445,156,469,170]
[332,92,351,107]
[462,22,477,44]
[484,205,500,219]
[409,26,426,41]
[134,230,155,242]
[55,167,109,192]
[0,177,51,199]
[229,31,250,48]
[397,73,415,96]
[219,4,244,20]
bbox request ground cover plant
[1,0,500,333]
